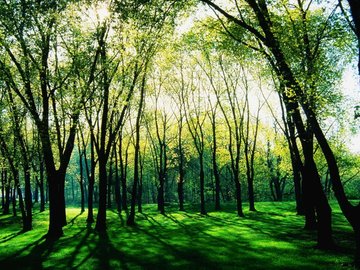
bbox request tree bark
[199,154,207,215]
[127,70,147,226]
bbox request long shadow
[0,230,23,243]
[67,226,94,269]
[133,225,224,270]
[140,213,164,228]
[0,235,54,269]
[109,209,126,226]
[68,212,84,226]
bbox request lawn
[0,201,356,269]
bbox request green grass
[0,201,357,269]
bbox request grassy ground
[0,201,357,269]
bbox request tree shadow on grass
[0,230,23,243]
[0,235,54,269]
[68,212,84,226]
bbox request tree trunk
[127,70,146,226]
[177,181,184,211]
[23,167,32,231]
[79,151,85,213]
[137,167,143,214]
[234,177,244,217]
[114,144,121,213]
[39,159,45,212]
[346,0,360,75]
[177,120,185,211]
[120,140,128,212]
[11,186,16,217]
[199,155,206,215]
[157,181,165,214]
[47,170,66,239]
[95,156,107,231]
[86,144,95,223]
[1,170,4,210]
[247,177,256,211]
[34,184,39,204]
[2,170,10,214]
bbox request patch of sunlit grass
[0,201,357,269]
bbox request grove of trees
[0,0,359,266]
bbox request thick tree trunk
[288,101,333,246]
[355,228,360,267]
[95,156,107,231]
[47,170,66,239]
[302,164,317,230]
[347,0,360,75]
[59,179,66,227]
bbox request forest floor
[0,201,357,270]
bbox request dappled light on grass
[0,202,356,269]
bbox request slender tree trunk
[127,70,146,226]
[107,163,112,209]
[247,176,256,211]
[199,154,206,215]
[79,151,85,213]
[3,170,10,214]
[11,186,16,217]
[138,154,144,214]
[288,129,304,215]
[86,136,96,223]
[177,181,184,211]
[234,175,244,217]
[211,115,221,211]
[157,179,165,214]
[114,144,121,213]
[4,186,10,214]
[23,167,32,231]
[1,170,5,211]
[39,154,45,212]
[120,138,128,211]
[34,184,39,204]
[177,119,185,211]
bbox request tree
[199,0,359,254]
[145,79,171,214]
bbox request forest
[0,0,359,269]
